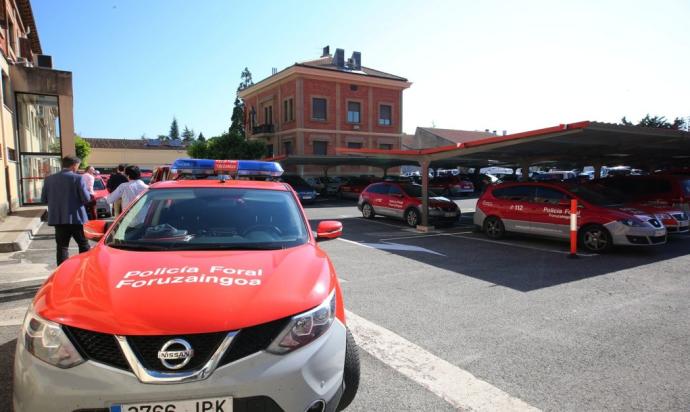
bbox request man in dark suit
[106,163,128,216]
[41,155,92,265]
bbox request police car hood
[34,243,336,335]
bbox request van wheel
[483,216,505,239]
[579,224,612,253]
[361,203,375,219]
[405,208,420,227]
[337,328,360,411]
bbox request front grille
[648,218,662,228]
[127,332,227,373]
[219,317,290,366]
[625,235,648,245]
[63,326,130,371]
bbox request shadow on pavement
[312,216,690,292]
[0,339,16,411]
[0,285,41,304]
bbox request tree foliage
[197,132,205,142]
[620,114,687,130]
[168,117,180,140]
[181,126,195,142]
[230,97,245,136]
[74,135,92,167]
[186,132,265,160]
[238,67,253,92]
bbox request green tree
[187,132,265,160]
[187,139,208,158]
[238,67,253,92]
[157,134,168,141]
[74,135,91,167]
[181,126,195,142]
[198,132,206,142]
[620,114,687,130]
[169,117,180,140]
[230,97,245,135]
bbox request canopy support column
[520,160,531,182]
[418,159,434,232]
[593,162,603,179]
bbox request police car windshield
[569,184,630,206]
[401,184,439,198]
[105,187,309,251]
[93,179,106,191]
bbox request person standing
[107,165,149,211]
[106,164,128,216]
[40,155,91,266]
[82,166,97,219]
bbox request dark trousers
[54,224,90,265]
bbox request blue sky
[34,0,690,138]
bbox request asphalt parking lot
[1,196,689,411]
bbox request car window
[400,184,438,197]
[105,188,309,251]
[366,184,387,194]
[492,185,536,201]
[93,179,106,191]
[534,187,568,204]
[389,185,403,196]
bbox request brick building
[238,46,411,176]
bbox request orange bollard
[568,198,578,258]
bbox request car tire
[404,208,420,227]
[361,203,375,219]
[579,224,612,253]
[337,328,360,411]
[483,216,505,239]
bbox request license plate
[654,230,665,237]
[444,212,456,217]
[111,397,232,412]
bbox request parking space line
[448,234,598,256]
[346,310,540,412]
[2,275,50,284]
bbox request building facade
[238,47,411,176]
[84,138,189,171]
[0,0,75,214]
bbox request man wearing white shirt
[107,165,149,211]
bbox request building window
[266,144,274,157]
[312,98,327,121]
[379,105,392,126]
[347,101,361,124]
[264,105,273,125]
[7,147,15,161]
[283,141,293,155]
[347,142,363,149]
[283,98,294,122]
[2,72,10,108]
[313,141,328,155]
[379,143,393,150]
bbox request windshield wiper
[168,243,285,251]
[107,242,171,251]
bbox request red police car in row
[474,182,673,252]
[358,182,460,227]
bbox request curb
[0,209,47,253]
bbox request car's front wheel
[361,203,375,219]
[579,224,612,253]
[404,208,420,227]
[483,216,505,239]
[337,328,360,411]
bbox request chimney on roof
[492,130,497,135]
[322,45,330,57]
[485,129,489,133]
[351,51,361,70]
[334,48,345,68]
[502,130,507,136]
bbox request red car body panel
[33,179,346,336]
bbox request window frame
[378,103,393,126]
[313,140,328,156]
[311,97,328,121]
[346,100,362,124]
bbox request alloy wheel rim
[363,204,372,217]
[407,211,418,226]
[487,220,499,236]
[584,229,608,250]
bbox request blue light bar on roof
[171,158,283,177]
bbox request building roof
[417,127,496,144]
[16,0,42,54]
[84,138,188,150]
[295,56,408,82]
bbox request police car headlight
[619,218,646,227]
[22,306,84,368]
[267,290,336,354]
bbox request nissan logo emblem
[157,338,194,370]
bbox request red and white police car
[14,159,359,412]
[358,181,460,227]
[474,182,668,252]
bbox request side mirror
[316,220,343,240]
[84,220,108,241]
